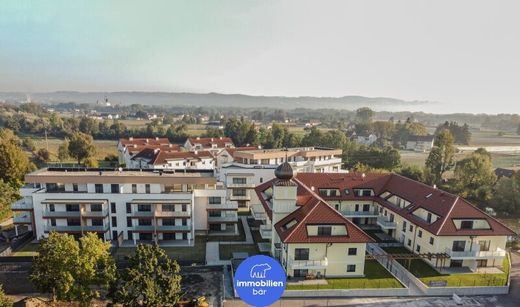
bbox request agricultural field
[470,130,520,146]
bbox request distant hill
[0,91,429,110]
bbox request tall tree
[113,244,182,307]
[67,132,96,165]
[453,148,496,201]
[398,165,425,182]
[491,172,520,214]
[0,284,12,307]
[425,129,456,184]
[58,139,70,162]
[355,107,375,123]
[0,128,32,189]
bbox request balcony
[45,225,109,232]
[342,210,379,218]
[447,247,507,259]
[82,209,109,218]
[260,224,272,239]
[130,225,191,232]
[229,194,251,201]
[11,200,33,210]
[251,204,267,221]
[227,183,256,188]
[289,257,328,269]
[207,215,238,223]
[154,211,191,217]
[13,215,31,224]
[206,203,238,210]
[42,210,81,218]
[376,217,397,229]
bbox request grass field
[471,130,520,146]
[383,246,509,287]
[285,260,403,290]
[11,242,39,256]
[400,149,520,169]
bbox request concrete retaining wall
[284,288,409,297]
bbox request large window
[145,184,151,194]
[460,220,473,230]
[95,184,103,193]
[163,218,175,226]
[111,202,116,213]
[111,184,120,193]
[294,248,309,261]
[317,226,332,236]
[67,218,80,226]
[232,178,246,184]
[66,204,79,212]
[132,184,137,193]
[138,219,151,226]
[232,189,247,197]
[111,216,117,227]
[162,204,175,212]
[347,265,356,272]
[452,240,466,252]
[91,219,103,226]
[91,204,102,212]
[209,197,222,205]
[137,204,151,212]
[348,248,357,256]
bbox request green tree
[425,129,456,184]
[34,148,51,165]
[113,244,182,307]
[0,128,32,189]
[398,165,425,182]
[58,139,70,161]
[30,232,80,302]
[0,180,19,224]
[454,148,496,201]
[31,232,116,305]
[68,132,96,165]
[0,284,12,307]
[355,107,375,123]
[22,138,36,152]
[490,173,520,214]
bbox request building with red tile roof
[183,137,234,154]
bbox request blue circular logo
[234,255,286,306]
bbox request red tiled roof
[255,172,516,238]
[119,137,171,147]
[222,146,258,158]
[187,137,234,149]
[151,150,213,165]
[127,144,181,155]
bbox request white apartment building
[253,169,515,275]
[183,137,235,155]
[128,149,215,171]
[117,137,180,167]
[217,147,344,212]
[12,168,238,246]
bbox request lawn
[114,237,207,265]
[11,242,40,256]
[219,243,259,260]
[383,246,509,287]
[470,130,520,146]
[285,260,403,290]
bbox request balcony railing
[251,204,267,221]
[206,203,238,210]
[207,215,238,223]
[289,257,328,269]
[342,210,378,217]
[13,215,31,224]
[82,209,109,217]
[45,225,109,232]
[376,217,397,229]
[11,200,33,210]
[229,195,251,201]
[130,225,191,232]
[42,210,81,218]
[154,211,191,217]
[260,224,272,239]
[446,247,507,259]
[227,183,256,188]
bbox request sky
[0,0,519,114]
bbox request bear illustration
[250,263,272,278]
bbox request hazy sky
[1,0,519,114]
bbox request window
[232,178,246,184]
[426,212,432,223]
[138,219,151,226]
[407,239,412,246]
[460,220,473,230]
[67,218,80,226]
[66,204,79,212]
[182,219,187,226]
[95,184,103,193]
[126,203,131,213]
[137,204,151,212]
[145,184,151,194]
[429,237,434,245]
[209,211,221,217]
[294,248,309,261]
[347,265,356,272]
[50,218,56,226]
[91,204,102,212]
[111,184,120,193]
[92,219,103,226]
[478,240,491,252]
[49,204,55,212]
[127,231,133,240]
[260,178,263,183]
[233,189,247,197]
[354,204,359,212]
[416,245,421,253]
[112,230,118,240]
[409,225,413,232]
[111,216,117,227]
[362,204,370,212]
[317,226,332,236]
[293,269,308,277]
[348,248,357,256]
[126,217,132,227]
[452,241,466,252]
[418,230,423,238]
[111,202,116,213]
[402,221,407,232]
[132,184,137,193]
[209,197,221,205]
[182,204,187,212]
[73,184,78,192]
[162,204,175,212]
[163,218,175,226]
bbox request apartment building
[254,163,373,278]
[184,137,235,154]
[218,147,344,212]
[12,168,238,246]
[128,149,215,170]
[253,167,515,276]
[117,137,180,166]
